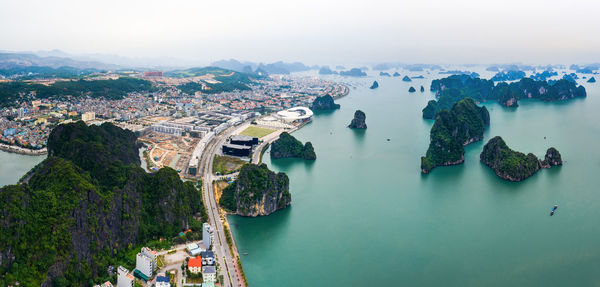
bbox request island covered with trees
[270,132,316,160]
[0,121,207,286]
[219,163,291,217]
[480,136,562,181]
[311,94,340,110]
[421,98,490,173]
[423,75,586,119]
[348,110,367,129]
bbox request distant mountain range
[211,59,318,75]
[0,52,120,70]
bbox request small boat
[550,205,558,216]
[243,252,248,255]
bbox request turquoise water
[229,73,600,286]
[0,151,45,186]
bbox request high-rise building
[203,223,212,249]
[117,266,134,287]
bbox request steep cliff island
[348,110,367,129]
[0,121,206,286]
[423,75,587,119]
[480,136,562,181]
[421,98,490,174]
[311,94,341,110]
[270,132,316,160]
[219,163,291,216]
[370,81,379,89]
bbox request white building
[202,266,217,283]
[117,266,134,287]
[203,223,212,248]
[82,111,95,122]
[135,247,157,278]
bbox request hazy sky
[1,0,599,65]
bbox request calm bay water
[0,151,44,186]
[229,72,600,286]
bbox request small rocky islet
[311,94,340,110]
[270,132,316,160]
[348,110,367,129]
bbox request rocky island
[219,163,291,216]
[0,121,206,286]
[490,70,526,81]
[409,86,416,93]
[270,132,316,160]
[588,77,596,83]
[370,81,379,89]
[423,75,587,119]
[421,98,490,173]
[311,94,341,110]
[319,66,337,75]
[420,86,425,92]
[402,75,412,82]
[393,72,401,77]
[379,72,391,77]
[339,68,367,77]
[480,136,562,181]
[348,110,367,129]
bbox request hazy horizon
[1,0,599,66]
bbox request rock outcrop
[219,163,291,217]
[421,98,489,174]
[270,132,316,160]
[480,136,562,181]
[408,86,416,93]
[370,81,379,89]
[588,77,596,83]
[420,85,425,92]
[402,75,412,82]
[311,94,340,110]
[393,72,400,77]
[348,110,367,129]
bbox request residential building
[201,250,214,266]
[135,247,157,279]
[155,273,171,287]
[188,257,203,274]
[117,266,134,287]
[202,266,217,283]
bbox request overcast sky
[1,0,599,65]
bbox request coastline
[0,143,47,156]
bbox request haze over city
[1,0,599,66]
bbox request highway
[199,125,245,287]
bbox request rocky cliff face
[220,164,291,217]
[270,132,316,160]
[348,110,367,129]
[421,98,489,174]
[311,95,340,110]
[0,121,204,286]
[480,136,562,181]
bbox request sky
[0,0,599,66]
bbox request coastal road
[199,125,246,287]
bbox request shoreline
[0,143,47,156]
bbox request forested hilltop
[423,75,586,119]
[0,121,207,286]
[0,77,154,107]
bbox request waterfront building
[117,266,134,287]
[222,143,251,157]
[201,250,215,266]
[229,135,258,146]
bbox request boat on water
[550,205,558,216]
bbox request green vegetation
[480,136,562,181]
[421,98,490,174]
[0,77,154,107]
[0,66,99,80]
[223,225,234,255]
[213,155,246,175]
[239,126,275,138]
[237,256,248,286]
[311,94,340,110]
[219,163,290,216]
[424,75,586,119]
[0,121,207,286]
[270,132,316,160]
[169,67,256,95]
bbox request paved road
[199,125,245,287]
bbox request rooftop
[202,266,216,274]
[188,257,202,268]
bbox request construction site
[138,131,200,175]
